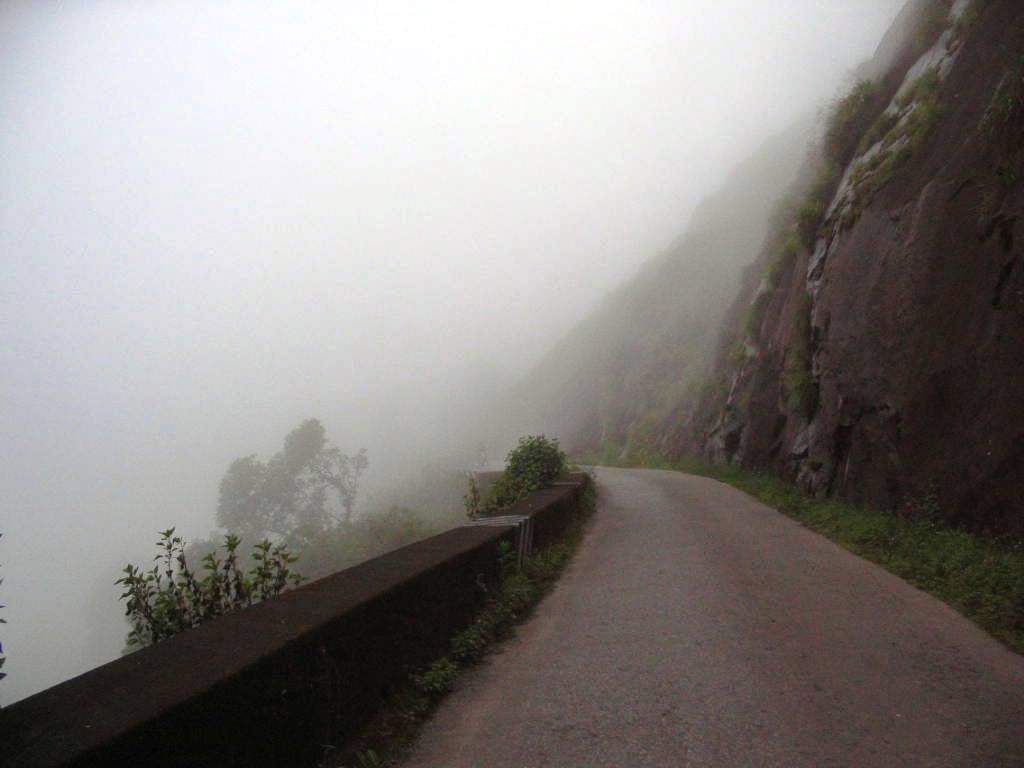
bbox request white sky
[0,0,905,703]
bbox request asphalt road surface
[401,467,1024,768]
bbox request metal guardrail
[468,515,534,567]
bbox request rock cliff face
[689,0,1024,534]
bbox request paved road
[402,467,1024,768]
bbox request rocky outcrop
[690,0,1024,535]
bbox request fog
[1,0,904,704]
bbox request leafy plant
[117,529,304,649]
[411,658,458,697]
[472,436,568,516]
[504,435,568,492]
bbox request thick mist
[1,1,904,703]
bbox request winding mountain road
[402,467,1024,767]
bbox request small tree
[313,446,369,524]
[117,529,303,650]
[216,419,368,540]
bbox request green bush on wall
[504,435,568,494]
[467,436,568,518]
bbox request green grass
[858,110,901,155]
[329,483,597,767]
[825,80,885,167]
[584,453,1024,654]
[844,68,944,216]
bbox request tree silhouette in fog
[216,418,368,541]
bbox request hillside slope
[689,0,1024,535]
[509,119,813,455]
[516,0,1023,536]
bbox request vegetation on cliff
[521,0,1022,544]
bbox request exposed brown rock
[691,0,1024,535]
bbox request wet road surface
[402,467,1024,767]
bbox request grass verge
[326,482,597,768]
[582,453,1024,654]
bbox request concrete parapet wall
[0,474,591,768]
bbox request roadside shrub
[505,435,567,492]
[117,529,304,649]
[469,436,568,517]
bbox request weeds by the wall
[467,435,569,518]
[117,530,304,650]
[327,483,596,767]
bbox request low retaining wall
[0,474,591,768]
[486,472,592,550]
